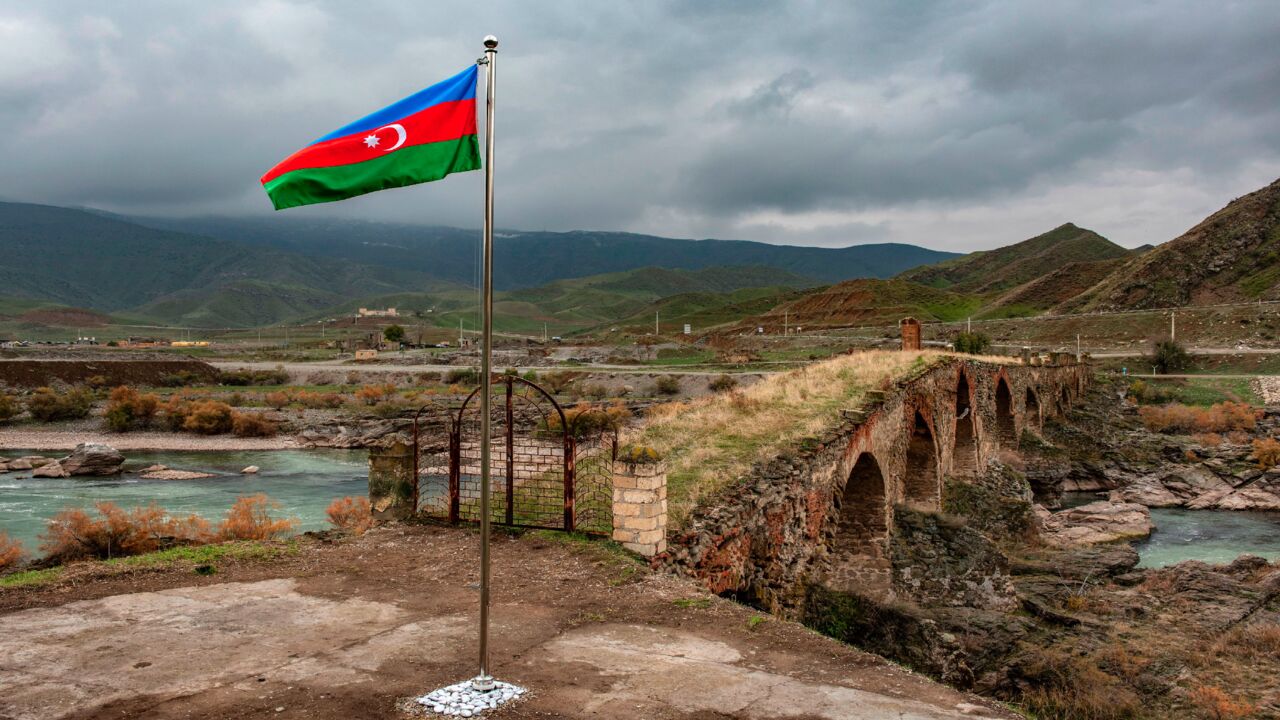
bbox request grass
[0,540,298,590]
[1138,378,1262,407]
[0,567,64,588]
[673,597,713,609]
[636,350,989,528]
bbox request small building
[354,349,379,361]
[358,307,398,318]
[900,317,922,351]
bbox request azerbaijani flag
[261,66,480,210]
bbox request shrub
[326,496,373,535]
[1252,437,1280,468]
[0,393,18,423]
[654,376,681,395]
[1194,433,1223,447]
[618,444,662,464]
[355,384,396,406]
[551,401,631,439]
[952,332,991,355]
[293,390,343,409]
[582,383,610,400]
[40,502,212,562]
[540,370,579,394]
[231,412,278,438]
[1139,402,1260,434]
[0,531,24,570]
[264,391,290,409]
[218,367,289,386]
[85,374,109,389]
[1017,646,1141,720]
[1187,685,1256,720]
[708,374,738,392]
[370,399,410,418]
[445,367,480,386]
[158,370,203,387]
[104,386,161,432]
[182,400,235,434]
[1150,338,1191,374]
[218,494,296,541]
[383,324,405,343]
[1211,622,1280,660]
[159,395,193,432]
[521,370,539,383]
[26,387,93,422]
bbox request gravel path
[0,429,297,451]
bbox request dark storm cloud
[0,0,1277,249]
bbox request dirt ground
[0,524,1016,720]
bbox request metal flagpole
[473,33,499,693]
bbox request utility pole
[1076,334,1081,360]
[543,322,547,342]
[655,311,659,335]
[1170,311,1176,342]
[784,311,788,336]
[967,317,972,334]
[459,317,463,346]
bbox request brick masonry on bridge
[656,355,1089,617]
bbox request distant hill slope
[733,278,982,332]
[980,258,1128,317]
[0,202,447,327]
[123,215,958,290]
[1065,178,1280,311]
[897,223,1130,295]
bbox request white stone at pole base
[415,679,526,717]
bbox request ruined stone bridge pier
[660,354,1089,615]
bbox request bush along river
[0,449,368,553]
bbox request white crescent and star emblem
[363,123,407,152]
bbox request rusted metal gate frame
[413,375,600,532]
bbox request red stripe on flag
[261,98,477,185]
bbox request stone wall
[659,355,1088,617]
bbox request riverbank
[0,524,1016,720]
[0,429,298,451]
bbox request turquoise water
[0,449,368,554]
[1061,492,1280,567]
[1136,507,1280,568]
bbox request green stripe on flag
[264,135,481,210]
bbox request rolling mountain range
[0,201,948,329]
[4,176,1278,337]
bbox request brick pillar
[612,460,667,556]
[368,441,415,522]
[899,317,921,351]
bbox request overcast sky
[2,1,1278,251]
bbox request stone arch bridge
[660,355,1089,615]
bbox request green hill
[123,215,959,289]
[1065,178,1280,311]
[897,223,1130,295]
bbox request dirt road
[0,524,1014,720]
[212,360,779,378]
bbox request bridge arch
[1059,386,1071,413]
[995,376,1016,444]
[953,369,978,473]
[902,408,939,510]
[835,452,888,548]
[1025,387,1041,430]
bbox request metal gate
[412,375,616,534]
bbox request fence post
[611,459,667,556]
[368,441,415,522]
[564,435,576,531]
[448,422,461,523]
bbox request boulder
[1038,501,1153,547]
[139,469,216,480]
[241,466,260,474]
[137,464,169,473]
[59,443,125,476]
[32,461,70,478]
[6,458,32,471]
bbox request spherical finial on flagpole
[483,35,498,49]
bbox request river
[1060,492,1280,567]
[0,449,368,553]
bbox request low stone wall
[657,355,1089,616]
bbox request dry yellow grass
[635,350,977,528]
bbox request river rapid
[0,449,368,553]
